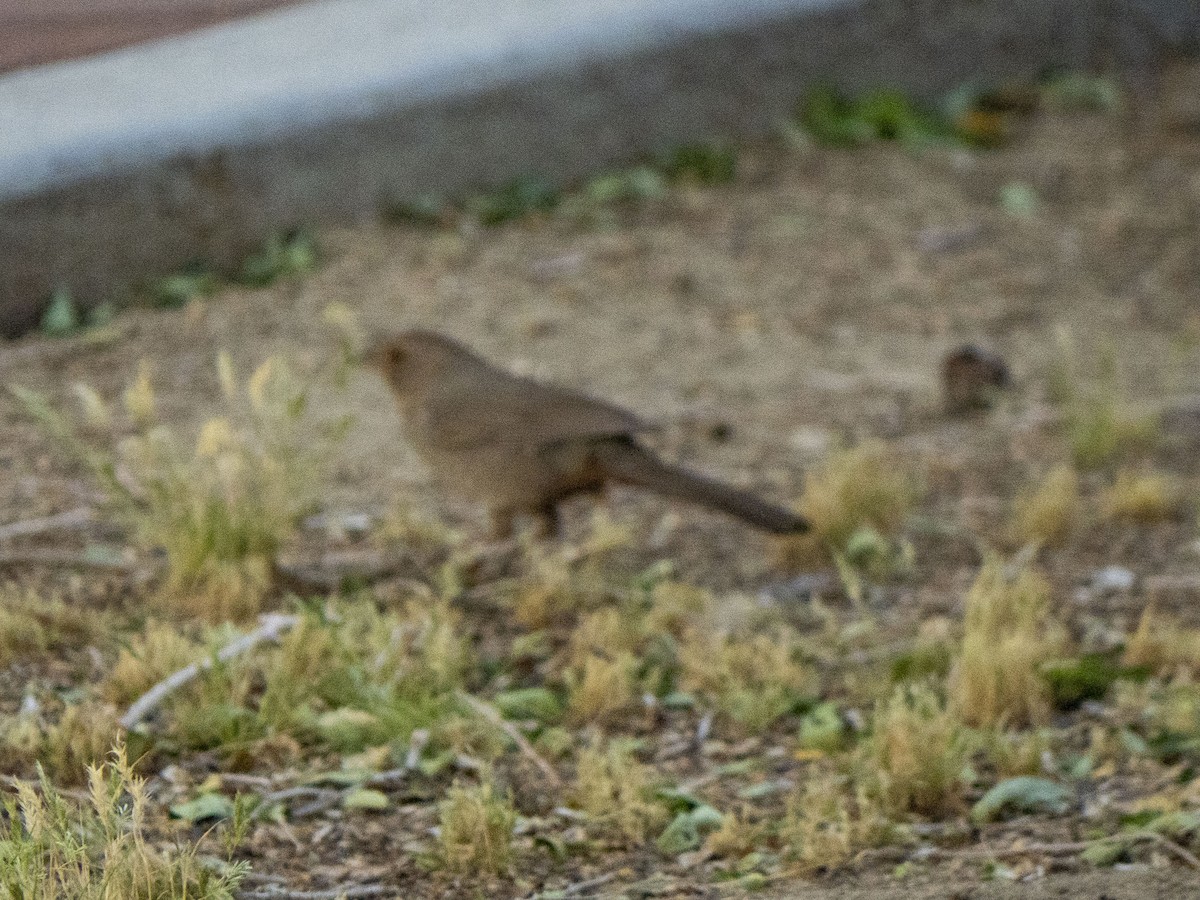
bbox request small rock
[528,251,585,280]
[1090,566,1136,595]
[788,427,834,455]
[302,512,372,535]
[758,573,835,604]
[916,222,984,254]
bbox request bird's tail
[592,440,809,534]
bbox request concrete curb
[1,0,1197,336]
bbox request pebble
[1090,566,1136,595]
[788,426,834,455]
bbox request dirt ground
[2,60,1200,899]
[768,867,1200,898]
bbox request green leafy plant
[40,288,81,337]
[800,87,960,149]
[150,266,219,309]
[468,177,561,226]
[237,230,317,287]
[660,143,737,184]
[970,776,1072,823]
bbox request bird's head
[363,329,479,398]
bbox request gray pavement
[1,0,1197,336]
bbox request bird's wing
[422,374,650,452]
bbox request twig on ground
[237,885,393,900]
[252,767,413,820]
[0,548,139,572]
[251,786,336,819]
[528,871,620,899]
[554,871,619,897]
[1144,830,1200,870]
[0,506,92,542]
[404,728,430,770]
[120,614,298,729]
[889,830,1200,869]
[289,791,347,819]
[273,549,414,592]
[456,690,563,787]
[913,840,1093,860]
[219,773,275,791]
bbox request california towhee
[367,330,810,538]
[941,344,1011,415]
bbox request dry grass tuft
[863,682,970,818]
[436,779,518,876]
[980,728,1056,778]
[0,743,248,899]
[11,352,346,622]
[567,607,645,667]
[949,558,1068,728]
[644,580,712,638]
[702,805,765,859]
[1049,335,1161,469]
[0,583,103,667]
[679,626,816,733]
[39,702,123,784]
[1122,608,1200,676]
[572,739,666,845]
[1008,464,1081,546]
[100,598,466,757]
[798,442,915,547]
[779,442,916,568]
[102,620,205,705]
[564,652,638,726]
[1066,394,1160,471]
[1100,469,1180,523]
[510,522,629,629]
[780,767,890,873]
[256,598,468,749]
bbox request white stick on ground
[456,690,563,787]
[237,885,392,900]
[120,613,298,730]
[0,548,145,573]
[0,506,92,542]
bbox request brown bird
[366,330,810,538]
[941,344,1011,415]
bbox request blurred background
[1,3,1200,898]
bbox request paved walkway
[2,0,1197,338]
[0,0,301,72]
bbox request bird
[365,330,810,539]
[941,344,1011,415]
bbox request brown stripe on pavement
[0,0,302,73]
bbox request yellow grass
[1008,464,1081,546]
[949,559,1068,727]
